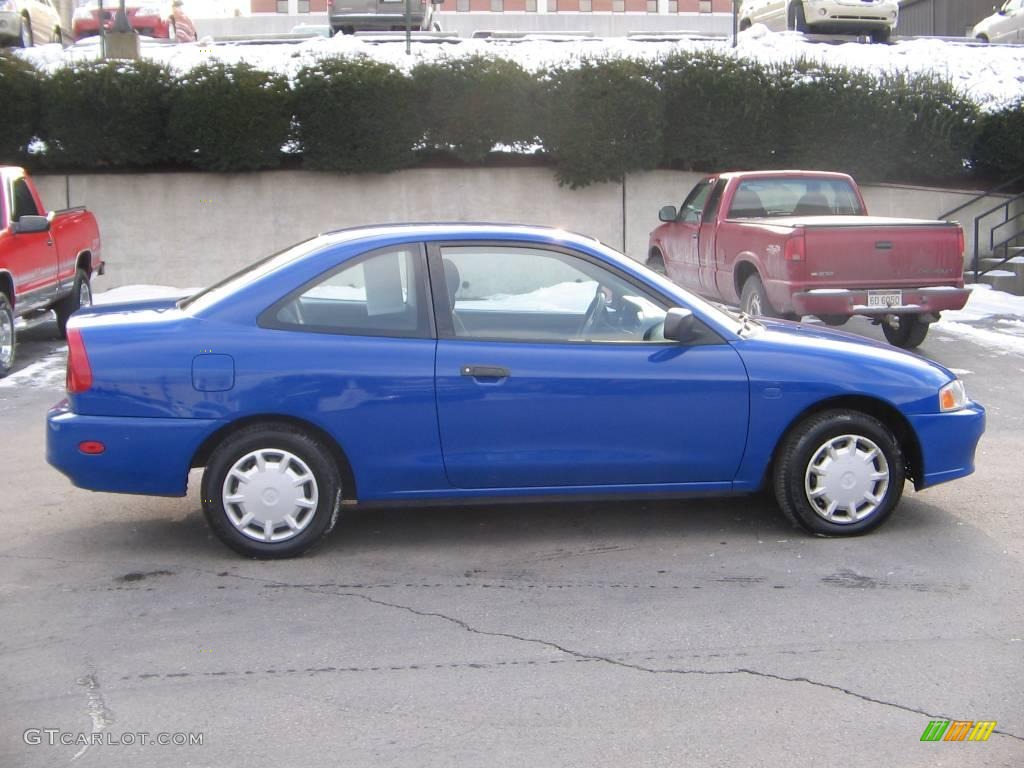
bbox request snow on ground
[16,24,1024,111]
[935,283,1024,357]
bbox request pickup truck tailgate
[796,216,963,288]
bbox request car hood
[737,316,956,390]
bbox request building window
[491,0,503,9]
[646,0,657,12]
[298,0,309,12]
[579,0,591,10]
[276,0,287,13]
[456,0,469,10]
[526,0,536,9]
[699,0,712,12]
[612,0,624,10]
[547,0,556,12]
[668,0,677,12]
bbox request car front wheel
[201,425,342,558]
[773,410,904,536]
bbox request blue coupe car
[46,224,985,557]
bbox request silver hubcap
[79,281,92,309]
[0,310,12,369]
[804,434,890,524]
[747,293,762,316]
[222,449,319,543]
[21,23,30,46]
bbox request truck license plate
[867,291,902,308]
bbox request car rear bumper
[789,287,971,317]
[47,400,219,496]
[907,403,985,491]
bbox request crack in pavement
[71,671,115,762]
[298,582,1024,744]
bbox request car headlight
[939,379,968,412]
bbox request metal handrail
[941,173,1024,221]
[973,191,1024,280]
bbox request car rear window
[727,178,864,218]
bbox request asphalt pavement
[1,317,1021,768]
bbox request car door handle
[461,365,510,379]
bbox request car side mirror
[658,205,678,222]
[11,215,50,235]
[663,308,695,342]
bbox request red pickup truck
[647,171,969,348]
[0,167,103,377]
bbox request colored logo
[920,720,997,742]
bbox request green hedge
[2,52,1017,188]
[167,62,293,172]
[0,53,39,164]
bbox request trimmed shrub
[0,53,40,164]
[38,60,173,169]
[167,62,293,172]
[887,73,979,184]
[413,56,539,163]
[293,57,419,173]
[973,99,1024,182]
[772,62,909,183]
[541,59,663,188]
[660,52,779,173]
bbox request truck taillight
[66,328,93,394]
[784,233,805,262]
[957,227,965,258]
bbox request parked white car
[739,0,899,42]
[0,0,62,47]
[973,0,1024,43]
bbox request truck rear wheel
[54,269,91,339]
[740,274,778,318]
[0,295,15,377]
[882,314,928,349]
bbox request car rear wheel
[0,295,15,378]
[54,269,91,339]
[773,410,904,536]
[787,1,808,33]
[201,425,342,558]
[881,314,929,349]
[740,274,778,318]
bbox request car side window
[269,245,430,338]
[437,245,682,344]
[11,179,39,220]
[679,180,713,224]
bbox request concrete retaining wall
[31,168,1016,289]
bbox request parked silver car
[327,0,444,35]
[0,0,63,46]
[973,0,1024,43]
[739,0,898,42]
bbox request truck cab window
[11,179,40,220]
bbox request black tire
[773,410,904,536]
[740,274,778,318]
[18,17,32,47]
[646,250,667,276]
[788,1,808,33]
[201,425,342,558]
[739,19,751,32]
[817,314,848,327]
[54,269,91,339]
[881,314,929,349]
[976,35,989,44]
[0,294,15,378]
[872,26,891,43]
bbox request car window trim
[425,240,725,347]
[258,241,436,340]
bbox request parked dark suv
[328,0,444,35]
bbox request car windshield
[179,235,327,314]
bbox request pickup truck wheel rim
[222,448,319,543]
[79,281,92,309]
[746,293,762,316]
[0,310,12,369]
[803,434,889,524]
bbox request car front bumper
[908,403,985,491]
[789,286,971,317]
[47,400,220,496]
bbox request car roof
[714,170,856,182]
[319,222,601,245]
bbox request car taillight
[957,227,965,259]
[784,233,805,262]
[66,328,93,394]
